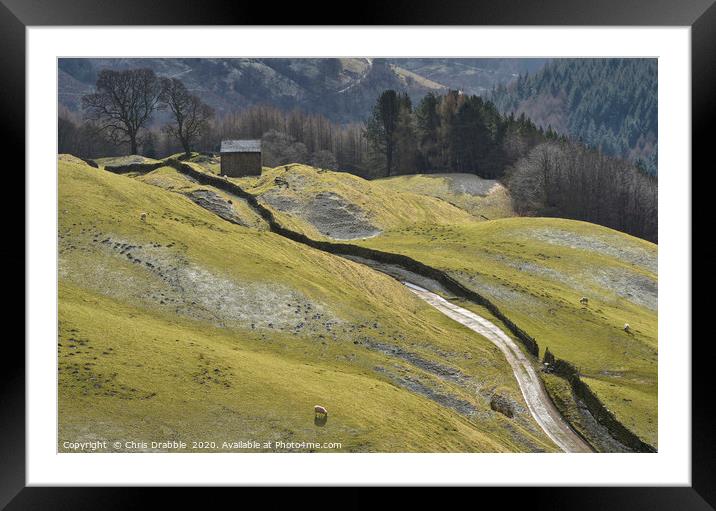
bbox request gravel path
[404,282,593,453]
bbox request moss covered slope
[357,218,658,448]
[376,173,515,220]
[58,157,556,453]
[240,163,657,449]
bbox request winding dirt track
[134,161,593,452]
[404,282,593,453]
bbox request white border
[27,27,691,485]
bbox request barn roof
[220,139,262,153]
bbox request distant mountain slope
[58,57,545,123]
[491,59,657,174]
[395,58,548,95]
[58,58,435,122]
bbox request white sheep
[580,296,589,306]
[623,323,631,333]
[140,212,147,223]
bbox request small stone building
[220,140,262,177]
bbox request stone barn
[220,140,262,177]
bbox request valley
[59,155,562,453]
[58,153,657,453]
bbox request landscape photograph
[57,57,657,454]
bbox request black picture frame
[5,0,710,507]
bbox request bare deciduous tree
[82,68,163,155]
[160,77,214,156]
[508,141,657,242]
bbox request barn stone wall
[221,152,262,177]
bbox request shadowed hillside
[492,59,658,174]
[59,57,546,123]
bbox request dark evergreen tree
[393,93,419,174]
[416,93,441,170]
[366,90,401,176]
[492,59,658,175]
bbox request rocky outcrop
[490,394,515,418]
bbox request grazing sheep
[580,296,589,306]
[623,323,631,333]
[140,212,147,222]
[314,405,328,417]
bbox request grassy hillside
[58,156,557,453]
[243,163,658,449]
[136,165,269,230]
[236,164,477,241]
[376,173,515,220]
[94,155,162,167]
[356,218,658,448]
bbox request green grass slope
[376,173,515,220]
[240,163,658,449]
[136,165,269,230]
[236,164,476,241]
[357,218,658,448]
[93,155,162,167]
[58,156,557,453]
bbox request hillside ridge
[59,155,562,453]
[99,156,656,452]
